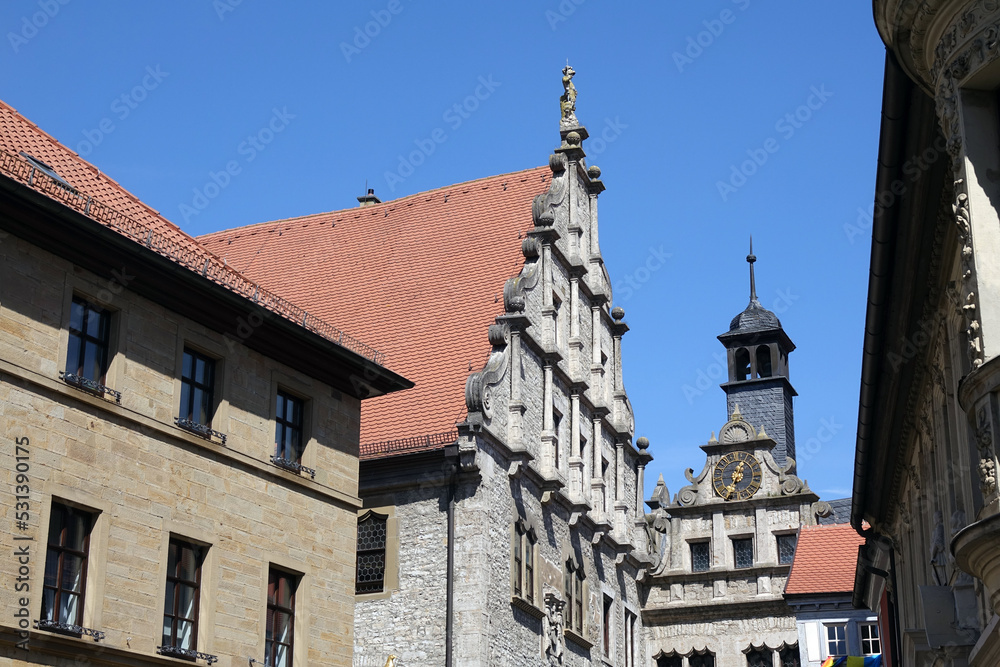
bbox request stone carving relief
[953,181,984,369]
[777,457,805,496]
[543,590,566,665]
[465,322,510,420]
[503,237,542,313]
[930,510,948,585]
[975,404,999,500]
[677,466,701,507]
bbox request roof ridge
[197,165,548,241]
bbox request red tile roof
[198,167,552,456]
[784,523,864,596]
[0,100,382,364]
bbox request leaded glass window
[779,644,801,667]
[733,537,754,569]
[356,511,387,594]
[691,541,710,572]
[777,533,797,565]
[746,646,771,667]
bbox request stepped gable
[198,168,552,456]
[0,99,382,364]
[784,523,865,595]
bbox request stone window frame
[623,604,639,667]
[154,522,218,660]
[268,371,318,474]
[562,549,587,641]
[510,510,541,615]
[742,643,772,667]
[35,488,111,638]
[354,503,398,601]
[774,531,797,565]
[256,556,309,667]
[600,587,616,662]
[731,534,754,569]
[57,280,128,398]
[40,501,94,631]
[172,327,232,440]
[652,651,683,667]
[689,539,711,573]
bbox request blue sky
[1,1,887,503]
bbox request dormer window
[734,348,750,381]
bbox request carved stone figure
[560,64,578,127]
[543,592,566,665]
[979,456,997,496]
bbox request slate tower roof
[717,241,798,466]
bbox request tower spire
[747,236,758,303]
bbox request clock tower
[718,240,797,466]
[641,243,834,667]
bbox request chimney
[357,188,381,207]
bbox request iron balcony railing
[34,619,105,642]
[175,418,228,444]
[270,455,316,479]
[0,150,385,366]
[157,645,218,664]
[59,371,122,404]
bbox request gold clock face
[713,451,762,500]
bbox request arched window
[356,511,388,594]
[746,646,772,667]
[689,650,715,667]
[734,348,751,381]
[778,644,801,667]
[656,654,682,667]
[756,346,772,378]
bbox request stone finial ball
[587,165,601,179]
[636,437,649,451]
[566,131,581,146]
[611,306,625,321]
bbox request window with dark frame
[826,624,847,657]
[266,568,297,667]
[777,534,797,565]
[602,594,613,657]
[356,511,388,594]
[274,391,304,463]
[691,541,710,572]
[860,623,881,655]
[564,560,584,634]
[689,650,716,667]
[733,537,754,569]
[524,530,535,605]
[66,296,110,383]
[41,502,93,630]
[746,646,772,667]
[779,644,801,667]
[624,609,637,667]
[688,651,715,667]
[657,655,683,667]
[161,538,204,653]
[512,519,536,605]
[179,349,216,426]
